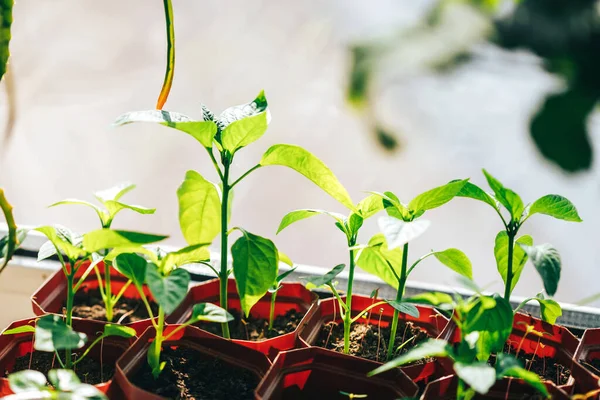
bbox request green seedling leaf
[3,325,36,335]
[49,199,106,223]
[494,232,533,296]
[347,213,364,235]
[304,264,345,288]
[177,170,221,245]
[145,263,190,314]
[277,209,345,234]
[356,233,402,289]
[191,303,233,324]
[35,226,86,261]
[516,293,562,325]
[387,301,420,318]
[260,144,354,210]
[218,90,268,129]
[456,181,498,210]
[94,182,137,203]
[378,217,430,249]
[404,292,454,310]
[114,110,218,148]
[8,370,47,393]
[453,361,496,395]
[368,339,449,376]
[464,294,513,361]
[35,315,87,352]
[83,229,168,254]
[528,194,582,222]
[356,193,384,219]
[408,179,469,214]
[482,169,524,221]
[103,324,136,339]
[433,248,473,280]
[495,354,549,397]
[231,230,278,317]
[276,267,297,284]
[103,201,155,220]
[162,243,211,273]
[48,369,80,391]
[221,110,270,153]
[278,251,293,266]
[114,253,148,287]
[519,243,561,296]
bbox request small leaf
[231,230,279,317]
[35,226,86,261]
[221,110,270,153]
[162,243,211,272]
[368,339,449,376]
[103,324,136,339]
[49,199,105,223]
[94,182,137,203]
[304,264,345,288]
[464,294,513,361]
[48,369,81,391]
[145,264,190,314]
[495,354,549,397]
[347,213,364,235]
[456,181,498,210]
[520,243,561,296]
[387,301,420,318]
[433,248,473,280]
[529,194,582,222]
[217,90,268,130]
[482,169,524,221]
[8,370,47,393]
[356,233,401,289]
[537,295,562,325]
[35,315,87,352]
[276,267,297,284]
[277,209,345,234]
[404,292,454,310]
[114,253,148,287]
[177,170,221,245]
[494,232,533,296]
[278,251,293,266]
[356,194,384,218]
[83,229,168,254]
[408,179,469,214]
[190,303,233,324]
[260,144,354,210]
[454,362,496,395]
[104,201,155,220]
[378,217,430,249]
[3,325,36,335]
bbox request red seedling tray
[573,327,600,396]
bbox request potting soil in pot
[316,320,429,362]
[7,351,114,385]
[131,347,259,400]
[199,309,303,340]
[68,288,159,323]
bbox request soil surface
[7,351,114,385]
[199,308,303,341]
[317,319,430,362]
[69,288,158,324]
[132,347,259,400]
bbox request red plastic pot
[176,278,318,359]
[31,263,187,335]
[114,324,271,400]
[573,327,600,395]
[0,317,136,396]
[255,347,418,399]
[421,374,571,399]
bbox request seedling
[370,291,548,400]
[115,91,354,338]
[48,183,156,322]
[6,369,107,400]
[114,250,232,378]
[0,189,26,274]
[456,169,582,319]
[267,266,297,332]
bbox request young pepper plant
[7,369,107,400]
[114,248,232,378]
[267,264,297,332]
[47,183,156,322]
[115,91,355,338]
[456,170,582,319]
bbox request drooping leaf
[177,170,221,245]
[387,301,420,318]
[408,179,469,214]
[494,232,533,296]
[114,253,148,288]
[35,315,87,352]
[48,369,81,391]
[356,194,384,218]
[520,243,561,296]
[277,209,345,234]
[8,370,47,393]
[260,144,354,210]
[464,294,513,361]
[221,111,270,153]
[378,217,430,249]
[433,248,473,280]
[145,264,190,314]
[35,226,86,261]
[94,182,137,203]
[356,233,401,289]
[83,229,168,254]
[190,303,233,324]
[453,361,496,395]
[162,243,211,273]
[304,264,345,288]
[231,230,279,317]
[495,354,549,397]
[482,170,524,221]
[368,339,449,376]
[528,194,582,222]
[456,181,498,210]
[103,324,136,339]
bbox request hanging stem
[343,238,357,354]
[386,243,409,361]
[219,160,231,339]
[156,0,175,109]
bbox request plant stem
[104,260,113,322]
[504,231,516,301]
[343,240,357,354]
[150,307,166,379]
[387,243,409,361]
[219,160,231,339]
[0,188,17,274]
[65,272,74,368]
[269,291,277,331]
[156,0,174,109]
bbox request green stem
[230,164,261,189]
[156,0,174,109]
[150,307,166,379]
[72,335,105,366]
[104,260,113,322]
[65,272,74,368]
[269,291,277,331]
[504,231,516,301]
[343,240,357,354]
[0,188,17,275]
[219,160,231,339]
[387,243,408,361]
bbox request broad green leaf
[145,264,190,314]
[278,251,293,266]
[3,325,36,335]
[177,170,221,245]
[404,292,454,310]
[104,201,155,220]
[529,194,582,222]
[494,232,533,296]
[520,243,561,296]
[482,169,524,221]
[49,199,105,223]
[8,370,47,393]
[277,209,345,234]
[190,303,233,324]
[35,226,86,261]
[162,243,211,272]
[408,179,469,214]
[231,231,279,317]
[35,315,87,352]
[221,111,269,153]
[94,182,136,203]
[378,217,430,249]
[260,144,354,210]
[356,233,402,289]
[48,369,81,391]
[454,362,496,395]
[433,248,473,280]
[83,229,168,254]
[217,90,268,129]
[387,301,420,318]
[114,253,147,287]
[114,110,218,148]
[356,194,384,218]
[464,294,513,361]
[495,354,548,397]
[103,324,136,339]
[304,264,345,288]
[456,181,498,210]
[368,339,449,376]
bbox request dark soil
[7,350,114,385]
[69,288,158,324]
[199,308,303,341]
[132,347,259,400]
[317,319,430,362]
[581,358,600,376]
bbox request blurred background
[0,0,598,305]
